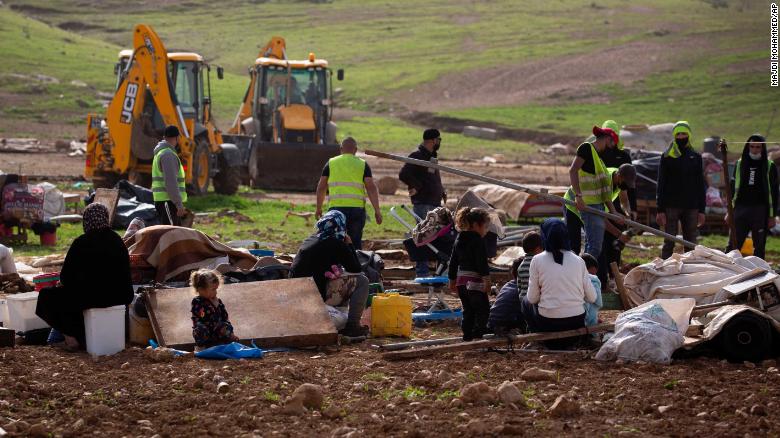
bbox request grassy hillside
[0,0,774,149]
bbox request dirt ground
[1,325,779,437]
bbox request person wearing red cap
[565,126,620,259]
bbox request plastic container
[40,231,57,246]
[741,237,754,256]
[6,292,49,332]
[0,298,8,327]
[370,293,412,338]
[366,283,384,308]
[33,272,60,291]
[83,305,126,356]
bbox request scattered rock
[412,369,433,386]
[216,382,230,394]
[27,423,47,438]
[120,362,130,370]
[750,404,767,416]
[291,383,324,409]
[521,367,557,382]
[322,405,342,419]
[658,405,672,415]
[548,395,580,417]
[281,397,305,416]
[71,418,84,430]
[464,419,489,435]
[497,381,523,405]
[449,398,463,408]
[743,361,756,369]
[70,79,88,87]
[460,382,497,404]
[137,420,152,427]
[331,426,356,437]
[767,367,779,373]
[442,378,461,390]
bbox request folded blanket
[125,225,262,282]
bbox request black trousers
[155,200,181,226]
[598,221,623,289]
[565,208,583,255]
[457,286,490,341]
[330,207,366,250]
[726,204,770,259]
[35,286,86,346]
[520,297,585,349]
[661,208,699,259]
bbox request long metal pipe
[365,150,696,248]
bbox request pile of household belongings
[613,246,780,356]
[123,225,281,284]
[85,180,160,230]
[467,184,566,220]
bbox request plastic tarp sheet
[622,246,772,307]
[596,298,695,364]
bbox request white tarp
[623,246,771,307]
[685,304,780,347]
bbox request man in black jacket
[725,134,779,259]
[656,121,706,259]
[399,128,447,277]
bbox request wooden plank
[610,262,631,311]
[143,277,338,350]
[382,323,614,361]
[93,188,119,226]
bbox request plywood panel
[93,188,119,227]
[143,277,337,350]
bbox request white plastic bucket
[0,298,8,327]
[83,305,126,356]
[6,292,48,332]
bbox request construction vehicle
[85,24,242,195]
[222,37,343,191]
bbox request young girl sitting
[448,207,492,341]
[190,269,239,349]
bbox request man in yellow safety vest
[566,125,621,258]
[315,137,382,250]
[152,125,188,226]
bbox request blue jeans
[412,203,439,277]
[581,204,605,259]
[330,207,366,250]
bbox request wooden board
[93,188,119,226]
[143,278,338,350]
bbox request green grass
[11,192,407,258]
[339,116,535,158]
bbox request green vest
[733,158,774,216]
[565,167,619,220]
[152,146,187,203]
[328,154,367,208]
[568,142,611,205]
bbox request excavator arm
[228,37,287,134]
[102,24,192,174]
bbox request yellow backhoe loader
[85,24,242,195]
[222,37,343,191]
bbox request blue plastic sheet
[194,342,265,360]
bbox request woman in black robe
[36,203,134,349]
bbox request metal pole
[366,150,696,248]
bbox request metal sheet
[723,270,778,295]
[143,277,338,350]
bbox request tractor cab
[251,56,334,145]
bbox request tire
[188,140,210,196]
[213,158,241,195]
[717,312,773,363]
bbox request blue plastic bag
[194,342,265,360]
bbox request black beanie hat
[423,128,440,141]
[164,125,180,138]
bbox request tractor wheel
[188,141,211,196]
[717,312,773,363]
[213,158,241,195]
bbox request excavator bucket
[249,142,340,191]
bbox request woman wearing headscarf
[36,203,134,350]
[520,218,597,348]
[289,210,369,337]
[725,134,779,259]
